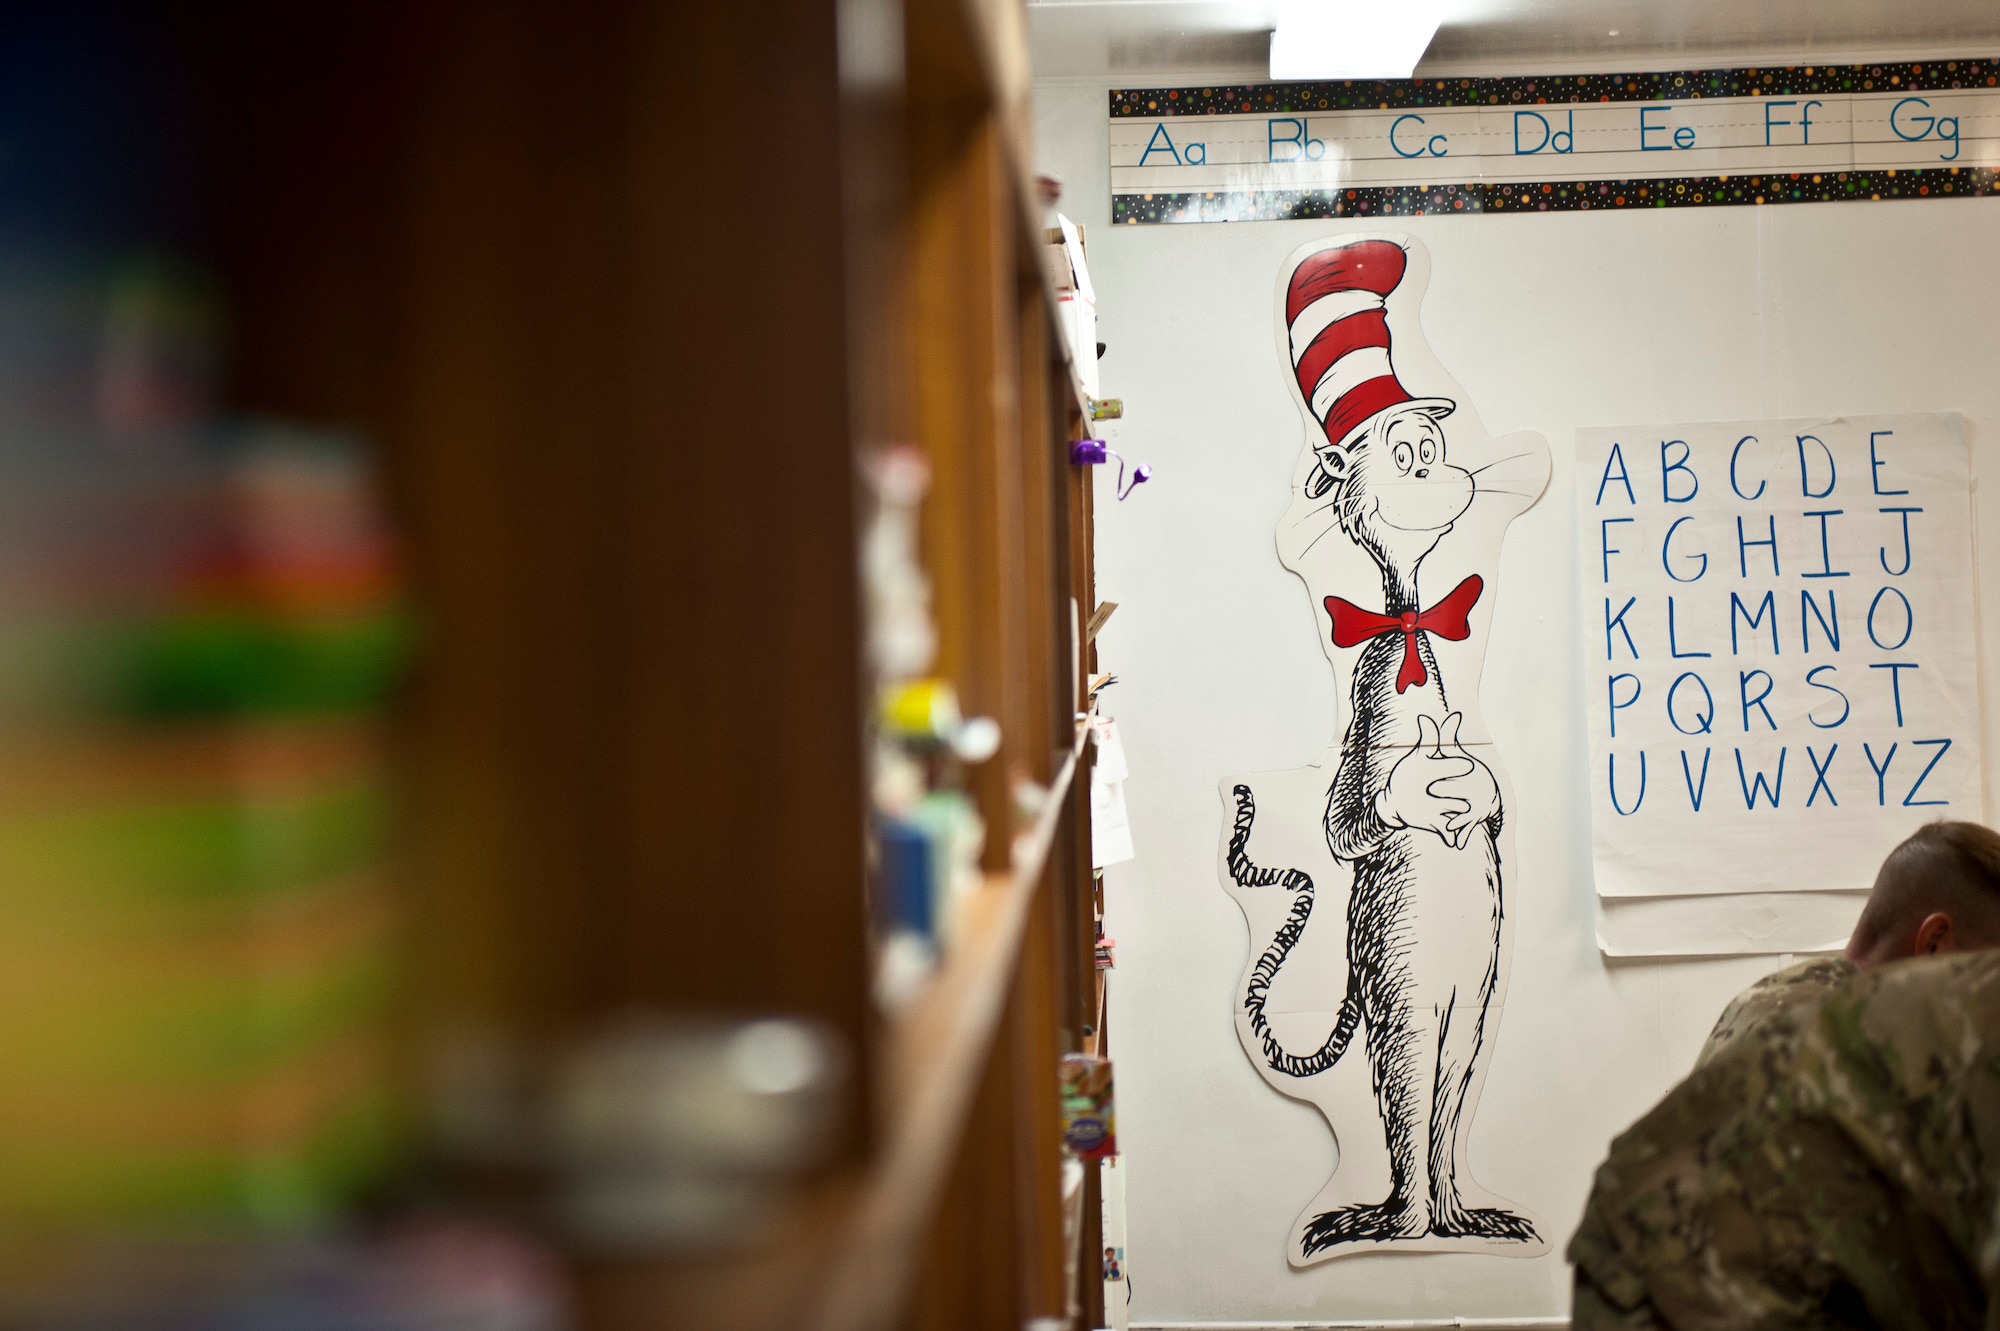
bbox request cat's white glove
[1426,712,1500,849]
[1374,712,1477,846]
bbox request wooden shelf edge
[914,0,1095,423]
[1017,742,1082,883]
[808,745,1081,1331]
[949,0,1032,161]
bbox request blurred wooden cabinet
[195,0,1103,1326]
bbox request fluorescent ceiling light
[1269,0,1444,80]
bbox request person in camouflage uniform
[1574,821,2000,1328]
[1692,954,1856,1073]
[1691,820,2000,1072]
[1572,948,2000,1329]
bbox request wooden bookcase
[169,0,1105,1326]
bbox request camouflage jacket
[1694,956,1857,1072]
[1570,949,2000,1330]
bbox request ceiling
[1027,0,2000,82]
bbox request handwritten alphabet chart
[1576,414,1983,899]
[1108,59,2000,224]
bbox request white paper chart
[1576,414,1984,898]
[1112,91,2000,194]
[1108,58,2000,224]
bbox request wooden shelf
[151,0,1106,1326]
[907,0,1095,422]
[594,717,1094,1331]
[814,736,1084,1331]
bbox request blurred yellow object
[0,718,402,1237]
[879,678,960,740]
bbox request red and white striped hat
[1285,239,1453,498]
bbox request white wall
[1036,78,2000,1328]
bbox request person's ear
[1914,911,1956,956]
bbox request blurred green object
[119,609,413,719]
[0,605,414,726]
[0,779,387,911]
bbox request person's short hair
[1852,820,2000,954]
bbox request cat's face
[1330,409,1474,568]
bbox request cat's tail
[1229,784,1361,1080]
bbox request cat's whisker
[1286,498,1341,530]
[1294,516,1348,559]
[1474,469,1544,484]
[1468,451,1535,477]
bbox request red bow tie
[1324,574,1483,694]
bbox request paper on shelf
[1055,213,1099,398]
[1093,779,1134,867]
[1101,1155,1130,1331]
[1091,717,1130,782]
[1091,716,1134,866]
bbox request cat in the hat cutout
[1218,234,1551,1265]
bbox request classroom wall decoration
[1578,414,1985,911]
[1219,234,1552,1266]
[1108,58,2000,224]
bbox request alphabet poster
[1219,235,1550,1265]
[1579,414,1984,901]
[1109,59,2000,225]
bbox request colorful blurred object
[0,252,414,1269]
[1058,1054,1115,1161]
